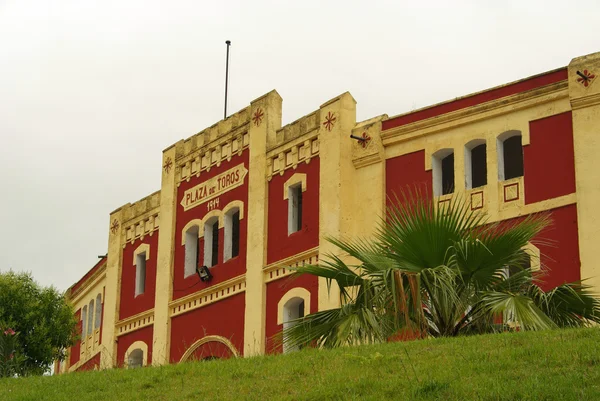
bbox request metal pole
[224,40,231,119]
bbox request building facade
[56,51,600,373]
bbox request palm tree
[282,193,600,350]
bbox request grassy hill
[2,328,600,400]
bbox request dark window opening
[442,153,455,195]
[298,300,305,318]
[296,188,303,232]
[503,136,524,180]
[232,211,240,258]
[471,144,487,188]
[211,221,219,267]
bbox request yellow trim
[223,200,245,220]
[124,341,148,368]
[200,210,224,237]
[169,275,246,317]
[132,243,150,265]
[115,309,155,337]
[283,173,307,200]
[523,242,541,272]
[180,219,202,246]
[179,335,239,362]
[277,288,311,325]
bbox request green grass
[3,328,600,400]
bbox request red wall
[524,111,576,204]
[116,325,154,368]
[385,150,432,206]
[382,69,567,131]
[173,150,249,300]
[267,157,320,264]
[265,274,319,354]
[169,293,245,362]
[75,353,100,372]
[69,309,82,367]
[119,234,159,320]
[534,204,581,290]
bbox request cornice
[115,309,155,337]
[570,92,600,110]
[69,264,107,303]
[381,81,569,146]
[168,274,246,318]
[263,247,319,283]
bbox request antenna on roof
[224,40,231,119]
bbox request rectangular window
[470,144,487,188]
[441,153,455,195]
[231,211,240,258]
[288,184,303,235]
[135,253,146,296]
[184,226,199,278]
[211,221,219,267]
[503,136,524,180]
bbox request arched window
[127,349,144,369]
[135,253,147,296]
[464,139,487,189]
[432,149,454,196]
[204,217,219,267]
[94,294,102,329]
[224,207,240,262]
[282,297,305,353]
[81,306,87,339]
[87,300,94,336]
[184,225,199,277]
[497,131,524,181]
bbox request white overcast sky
[1,0,598,291]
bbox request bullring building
[56,51,600,372]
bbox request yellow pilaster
[100,207,126,369]
[152,144,181,365]
[569,52,600,292]
[243,90,282,356]
[317,93,357,311]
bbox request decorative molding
[576,69,596,88]
[571,92,600,110]
[169,275,246,318]
[283,173,307,199]
[322,111,336,131]
[132,243,150,264]
[267,137,320,179]
[381,81,568,147]
[69,264,107,302]
[124,213,160,246]
[252,108,264,127]
[110,219,120,235]
[470,190,484,210]
[263,247,319,283]
[352,153,382,169]
[163,157,173,174]
[179,335,239,362]
[177,132,250,184]
[503,182,520,202]
[115,309,155,337]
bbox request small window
[81,306,87,339]
[135,253,146,296]
[128,349,144,369]
[497,132,524,181]
[87,299,94,336]
[95,294,102,329]
[204,218,219,268]
[288,184,303,235]
[465,140,487,189]
[184,225,199,278]
[282,297,306,353]
[432,149,455,196]
[224,208,240,262]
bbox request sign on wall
[180,164,248,211]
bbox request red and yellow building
[56,51,600,373]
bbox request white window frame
[464,139,487,190]
[277,287,311,353]
[283,173,307,236]
[223,201,245,263]
[81,306,87,340]
[94,294,102,329]
[497,130,523,181]
[204,216,220,268]
[87,299,94,336]
[432,148,454,197]
[133,243,150,297]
